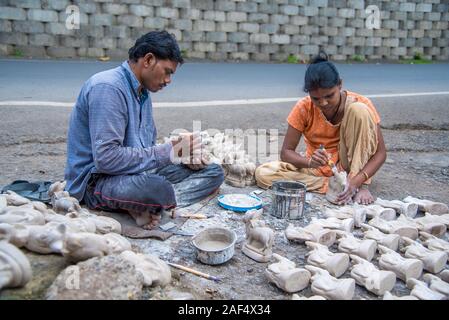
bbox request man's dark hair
[128,30,184,64]
[303,51,340,93]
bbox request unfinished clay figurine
[415,213,449,228]
[265,253,311,293]
[285,223,336,247]
[419,232,449,257]
[325,172,348,205]
[323,206,366,228]
[0,223,29,247]
[361,224,400,251]
[406,278,446,300]
[0,240,32,290]
[242,210,274,262]
[0,206,45,226]
[368,216,418,240]
[2,190,31,206]
[423,273,449,297]
[0,196,6,211]
[67,211,121,234]
[199,131,257,187]
[48,181,82,214]
[364,205,396,221]
[377,245,423,282]
[349,254,396,296]
[396,214,446,238]
[374,198,418,218]
[403,196,449,215]
[120,251,171,287]
[437,270,449,283]
[335,231,377,261]
[103,233,132,253]
[0,222,66,254]
[401,237,447,274]
[305,265,355,300]
[382,291,418,300]
[292,294,326,300]
[310,217,354,233]
[62,231,130,262]
[305,241,349,278]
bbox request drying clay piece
[120,251,171,287]
[0,241,32,290]
[401,237,447,274]
[415,213,449,228]
[103,233,132,253]
[48,181,82,214]
[242,210,274,262]
[419,232,449,257]
[325,172,348,205]
[62,231,130,262]
[423,273,449,297]
[406,278,446,300]
[0,223,29,247]
[292,294,326,300]
[0,196,6,211]
[285,223,336,247]
[67,211,121,234]
[323,206,366,228]
[265,253,311,293]
[0,206,45,226]
[305,241,349,278]
[0,222,66,254]
[361,224,400,251]
[335,231,377,261]
[368,216,418,240]
[382,291,418,300]
[349,254,396,296]
[200,131,256,187]
[403,196,449,215]
[437,270,449,283]
[397,215,446,238]
[374,198,418,218]
[310,217,354,233]
[377,245,423,282]
[364,205,396,221]
[2,191,31,206]
[305,265,355,300]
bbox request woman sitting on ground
[255,52,387,205]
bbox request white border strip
[1,91,449,108]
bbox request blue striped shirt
[64,61,173,200]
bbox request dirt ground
[0,124,448,300]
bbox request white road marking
[1,91,449,108]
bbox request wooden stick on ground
[167,262,221,282]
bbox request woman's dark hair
[303,51,340,92]
[128,30,184,64]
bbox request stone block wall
[0,0,448,62]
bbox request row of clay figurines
[241,204,448,299]
[0,182,172,291]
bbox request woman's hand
[309,148,329,168]
[336,177,359,205]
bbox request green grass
[12,49,23,57]
[181,49,189,59]
[286,54,299,64]
[350,54,366,62]
[400,52,433,64]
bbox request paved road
[0,59,448,143]
[1,58,449,102]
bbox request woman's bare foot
[142,214,161,230]
[128,210,161,229]
[353,186,375,205]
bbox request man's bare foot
[353,186,375,205]
[142,214,161,230]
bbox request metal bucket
[192,227,237,265]
[270,180,306,220]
